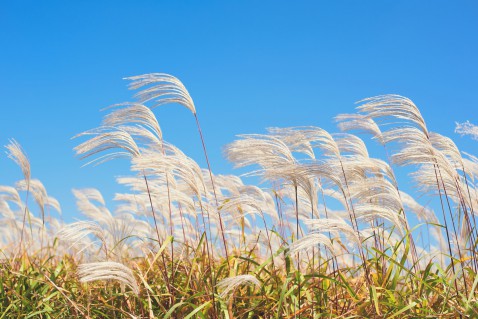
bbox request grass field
[1,73,478,318]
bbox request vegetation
[1,73,478,318]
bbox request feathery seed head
[216,274,260,298]
[78,261,139,295]
[124,73,196,114]
[6,139,31,183]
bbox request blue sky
[1,1,477,221]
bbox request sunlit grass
[1,75,478,318]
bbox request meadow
[1,73,478,318]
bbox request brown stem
[159,140,176,285]
[338,159,372,286]
[18,182,31,255]
[294,185,301,315]
[194,113,230,265]
[142,172,172,299]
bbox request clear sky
[1,1,477,221]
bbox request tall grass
[1,75,478,318]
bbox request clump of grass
[1,75,478,318]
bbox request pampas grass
[2,76,478,318]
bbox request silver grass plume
[73,126,140,166]
[219,195,266,220]
[412,161,463,206]
[102,103,163,142]
[214,174,245,195]
[357,94,428,134]
[335,113,384,144]
[463,152,478,182]
[288,233,336,255]
[78,261,139,295]
[399,191,438,224]
[127,72,230,268]
[431,133,478,226]
[216,274,260,298]
[0,186,22,209]
[238,185,280,224]
[218,194,276,258]
[225,134,297,171]
[113,192,149,216]
[132,147,207,203]
[273,126,341,158]
[354,203,407,236]
[267,127,316,159]
[357,96,470,275]
[57,221,106,256]
[304,218,361,245]
[333,133,369,158]
[16,179,61,221]
[6,139,32,251]
[124,73,196,114]
[5,139,31,183]
[430,132,466,169]
[73,189,114,225]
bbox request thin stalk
[165,173,174,282]
[422,131,465,292]
[338,159,372,286]
[17,182,31,258]
[461,169,478,270]
[311,203,316,318]
[177,202,189,252]
[453,179,478,272]
[194,113,230,265]
[430,164,460,293]
[142,172,172,299]
[381,144,419,270]
[159,141,176,284]
[273,182,287,241]
[142,173,163,247]
[435,167,469,295]
[319,181,341,315]
[196,198,219,319]
[259,210,275,271]
[294,184,301,316]
[462,168,478,235]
